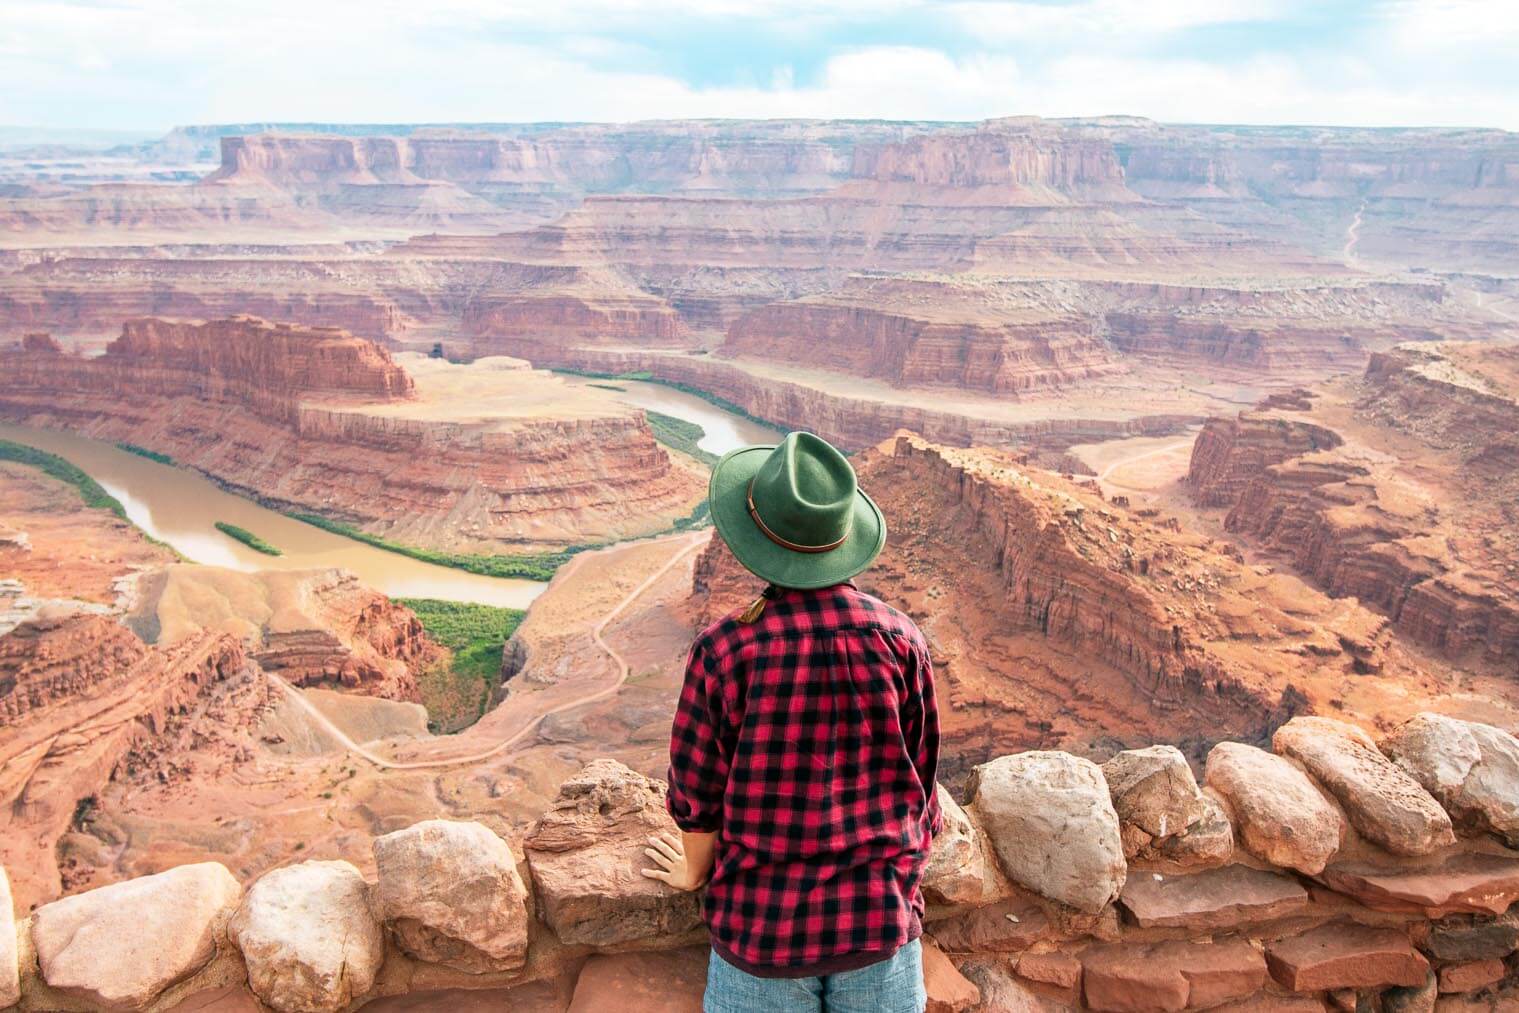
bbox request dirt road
[270,532,706,770]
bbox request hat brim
[708,444,886,590]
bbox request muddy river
[0,422,546,608]
[558,376,780,454]
[1,385,771,607]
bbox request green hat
[709,432,886,590]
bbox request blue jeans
[704,939,926,1013]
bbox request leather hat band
[747,478,850,553]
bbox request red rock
[1118,864,1309,931]
[1014,951,1083,1006]
[1320,854,1519,917]
[1206,994,1331,1012]
[923,938,980,1013]
[1081,938,1266,1012]
[926,898,1052,954]
[566,948,708,1013]
[1436,959,1506,994]
[1265,923,1429,991]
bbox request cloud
[0,0,1516,130]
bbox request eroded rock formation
[0,317,704,552]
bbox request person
[642,431,941,1013]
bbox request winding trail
[269,533,706,770]
[1097,438,1195,487]
[1342,198,1368,265]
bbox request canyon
[0,317,704,554]
[2,112,1518,1011]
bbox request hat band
[746,478,851,554]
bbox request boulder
[1382,713,1519,848]
[372,819,530,972]
[0,865,18,1009]
[1265,923,1429,991]
[1102,745,1210,841]
[1436,958,1506,994]
[1080,938,1266,1012]
[1204,741,1344,874]
[1273,716,1454,857]
[1382,972,1438,1013]
[923,938,980,1013]
[1117,864,1309,931]
[923,784,1001,906]
[523,759,703,947]
[967,751,1126,914]
[957,958,1067,1013]
[565,948,708,1013]
[1152,791,1234,869]
[31,862,240,1010]
[229,860,383,1013]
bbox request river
[557,376,780,454]
[0,422,546,608]
[0,386,774,608]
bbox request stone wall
[3,712,1515,1011]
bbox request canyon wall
[5,722,1516,1011]
[0,318,703,551]
[1187,345,1519,665]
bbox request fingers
[650,835,682,861]
[640,867,671,883]
[643,846,674,870]
[661,831,682,851]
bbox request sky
[3,0,1518,133]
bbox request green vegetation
[115,442,174,465]
[214,521,282,556]
[397,598,526,732]
[552,367,787,435]
[0,439,127,518]
[646,410,718,468]
[286,512,577,581]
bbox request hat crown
[749,432,856,551]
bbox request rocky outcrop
[229,860,384,1013]
[852,122,1127,193]
[1188,344,1519,665]
[0,318,704,552]
[1204,742,1344,875]
[5,725,1519,1011]
[1103,745,1230,869]
[0,612,251,909]
[30,862,241,1010]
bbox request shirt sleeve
[903,638,943,838]
[665,639,729,833]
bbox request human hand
[641,831,707,891]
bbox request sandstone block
[372,819,529,973]
[1436,958,1505,994]
[1424,909,1519,962]
[1103,745,1210,840]
[0,865,17,1009]
[1118,864,1309,931]
[924,784,1002,907]
[1206,995,1331,1012]
[1320,853,1519,917]
[1205,741,1344,874]
[1014,951,1082,1006]
[958,957,1069,1013]
[923,938,980,1013]
[566,948,708,1013]
[967,751,1126,914]
[926,898,1052,954]
[1081,938,1266,1012]
[229,860,383,1013]
[31,862,240,1011]
[1265,923,1429,991]
[1383,713,1519,848]
[1273,716,1454,857]
[523,758,702,947]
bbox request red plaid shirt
[666,582,942,977]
